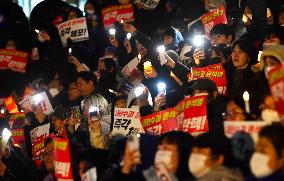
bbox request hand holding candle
[1,128,11,153]
[243,91,250,114]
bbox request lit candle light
[243,91,250,113]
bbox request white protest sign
[224,121,269,142]
[113,107,145,136]
[30,123,50,143]
[121,57,139,78]
[81,168,97,181]
[141,0,160,10]
[57,17,89,46]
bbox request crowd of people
[0,0,284,180]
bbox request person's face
[264,56,281,68]
[164,35,174,46]
[85,3,94,12]
[76,77,94,97]
[226,101,245,121]
[264,35,281,44]
[43,142,54,171]
[5,40,16,50]
[255,137,284,171]
[68,82,81,101]
[68,11,78,21]
[115,98,127,108]
[158,142,179,174]
[191,147,222,169]
[263,95,276,110]
[231,44,249,69]
[210,34,231,46]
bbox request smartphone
[89,107,100,119]
[128,134,140,151]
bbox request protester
[0,0,284,180]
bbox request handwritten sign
[113,107,144,136]
[201,6,227,38]
[57,17,89,46]
[0,49,28,73]
[102,4,135,28]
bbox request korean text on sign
[57,17,89,47]
[201,6,227,38]
[102,4,135,28]
[53,137,73,180]
[113,107,144,136]
[0,49,28,73]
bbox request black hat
[188,78,218,94]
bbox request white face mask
[250,152,274,178]
[264,66,274,79]
[261,109,280,124]
[155,150,172,168]
[86,9,95,15]
[38,34,45,43]
[49,88,59,97]
[188,153,210,178]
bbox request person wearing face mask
[189,133,243,181]
[247,123,284,181]
[260,95,280,124]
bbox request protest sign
[141,0,160,10]
[102,4,135,28]
[53,137,73,181]
[30,123,50,160]
[0,49,28,73]
[11,128,25,145]
[201,6,227,38]
[4,96,19,113]
[268,63,284,120]
[9,113,26,129]
[121,57,139,78]
[113,107,144,136]
[176,95,208,135]
[19,92,54,115]
[81,168,97,181]
[224,121,269,142]
[57,17,89,46]
[190,64,228,95]
[141,95,208,135]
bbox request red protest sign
[190,64,228,95]
[53,137,73,181]
[201,6,227,38]
[268,63,284,120]
[141,95,208,135]
[0,49,28,73]
[11,128,25,145]
[4,96,19,113]
[176,96,209,135]
[102,4,135,28]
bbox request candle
[35,29,39,33]
[137,54,142,62]
[157,45,167,65]
[243,91,250,113]
[2,128,11,152]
